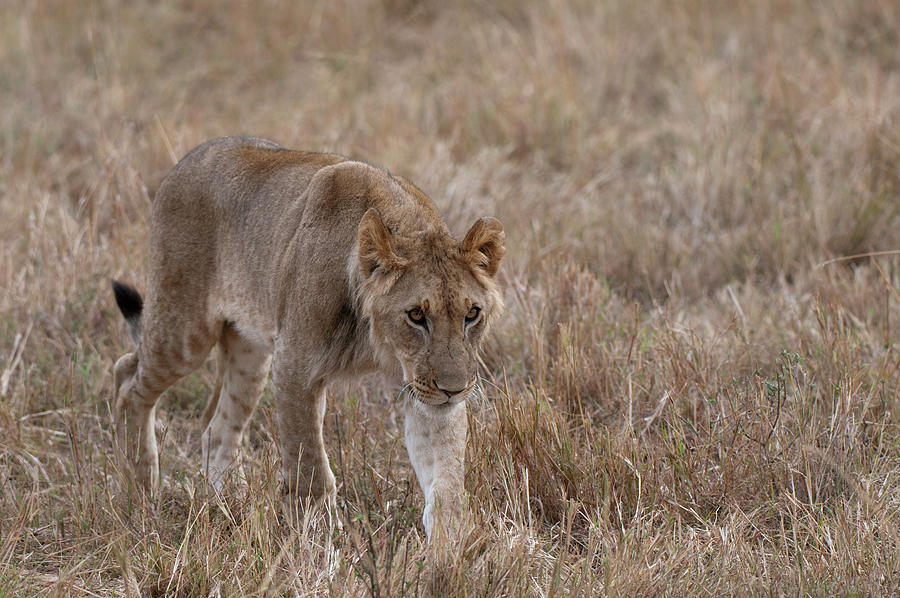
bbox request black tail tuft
[112,279,144,344]
[112,280,143,319]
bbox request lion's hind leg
[201,323,272,491]
[113,308,218,494]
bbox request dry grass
[2,0,900,595]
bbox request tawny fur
[111,137,505,540]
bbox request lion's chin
[413,395,449,408]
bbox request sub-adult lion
[111,137,505,539]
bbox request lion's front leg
[271,359,336,522]
[405,398,467,541]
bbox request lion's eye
[408,308,427,327]
[465,306,481,324]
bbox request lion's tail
[111,279,143,345]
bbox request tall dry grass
[1,0,899,595]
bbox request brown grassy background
[2,0,900,595]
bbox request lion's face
[357,211,505,406]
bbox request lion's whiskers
[395,381,417,403]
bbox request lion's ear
[461,217,506,277]
[358,208,405,276]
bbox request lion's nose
[433,380,466,399]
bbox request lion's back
[142,139,346,329]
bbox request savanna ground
[2,0,900,595]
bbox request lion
[110,137,505,539]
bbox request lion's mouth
[408,383,472,407]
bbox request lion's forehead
[395,242,493,316]
[414,272,485,319]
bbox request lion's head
[355,208,505,406]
